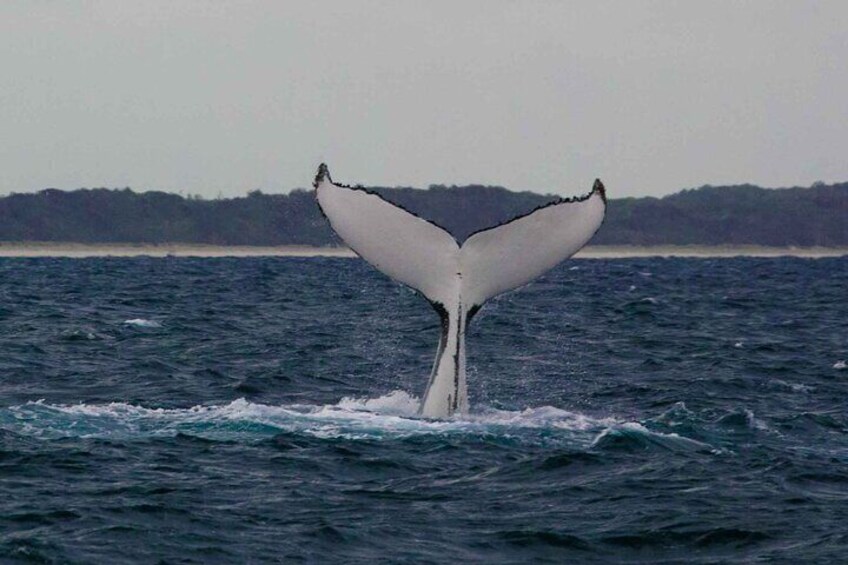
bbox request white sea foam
[3,392,731,454]
[2,392,621,445]
[834,360,847,370]
[590,422,716,453]
[123,318,162,328]
[771,379,814,393]
[60,329,99,341]
[336,390,420,416]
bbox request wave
[590,422,717,453]
[0,391,635,446]
[0,391,729,455]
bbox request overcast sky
[1,1,846,198]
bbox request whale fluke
[314,164,606,418]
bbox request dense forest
[0,181,846,247]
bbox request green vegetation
[1,181,845,246]
[596,183,848,246]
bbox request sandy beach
[0,242,356,258]
[575,245,848,258]
[0,242,846,258]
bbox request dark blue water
[1,256,847,563]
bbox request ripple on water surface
[1,256,848,563]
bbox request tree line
[0,181,845,247]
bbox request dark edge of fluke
[314,163,606,244]
[313,163,332,188]
[463,177,607,241]
[593,178,607,203]
[313,163,459,244]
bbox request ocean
[1,256,847,563]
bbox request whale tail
[314,164,606,418]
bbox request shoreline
[0,242,356,258]
[0,242,846,258]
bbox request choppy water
[1,256,847,563]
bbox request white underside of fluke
[314,164,606,419]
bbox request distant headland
[0,181,846,249]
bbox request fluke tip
[313,163,331,187]
[593,178,607,203]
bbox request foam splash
[336,390,420,415]
[123,319,162,328]
[590,422,715,453]
[60,329,99,341]
[0,392,712,451]
[770,379,814,393]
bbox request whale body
[314,164,606,418]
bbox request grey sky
[1,1,846,198]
